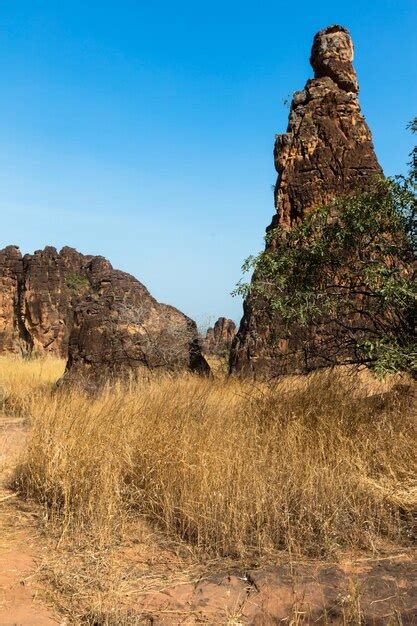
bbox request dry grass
[4,357,415,560]
[0,355,65,417]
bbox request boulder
[62,256,210,386]
[0,245,93,357]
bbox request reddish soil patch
[0,417,58,625]
[112,555,416,624]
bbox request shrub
[66,273,90,291]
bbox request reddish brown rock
[272,24,380,230]
[62,257,210,386]
[0,246,26,354]
[21,246,91,357]
[203,317,236,357]
[230,25,382,377]
[0,245,209,383]
[0,245,93,357]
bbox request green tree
[236,121,417,377]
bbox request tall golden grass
[0,355,65,416]
[5,357,415,559]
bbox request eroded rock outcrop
[272,24,381,230]
[63,257,210,386]
[0,245,91,356]
[0,246,26,354]
[0,245,209,384]
[21,246,92,357]
[230,25,383,377]
[203,317,236,357]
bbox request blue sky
[1,1,416,327]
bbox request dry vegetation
[1,355,416,622]
[0,355,65,417]
[1,356,413,560]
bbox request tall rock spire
[271,24,381,230]
[230,25,383,377]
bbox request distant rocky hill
[230,25,384,377]
[0,245,209,384]
[202,317,236,357]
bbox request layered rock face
[0,245,209,384]
[230,25,382,377]
[202,317,237,356]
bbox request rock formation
[63,257,210,386]
[202,317,237,356]
[0,245,91,356]
[0,246,26,354]
[0,245,209,383]
[272,25,381,230]
[230,25,383,377]
[21,246,93,357]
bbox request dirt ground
[0,416,59,625]
[0,415,416,625]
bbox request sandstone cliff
[230,25,383,377]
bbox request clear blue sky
[1,1,416,327]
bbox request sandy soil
[0,416,59,625]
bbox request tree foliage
[236,121,417,377]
